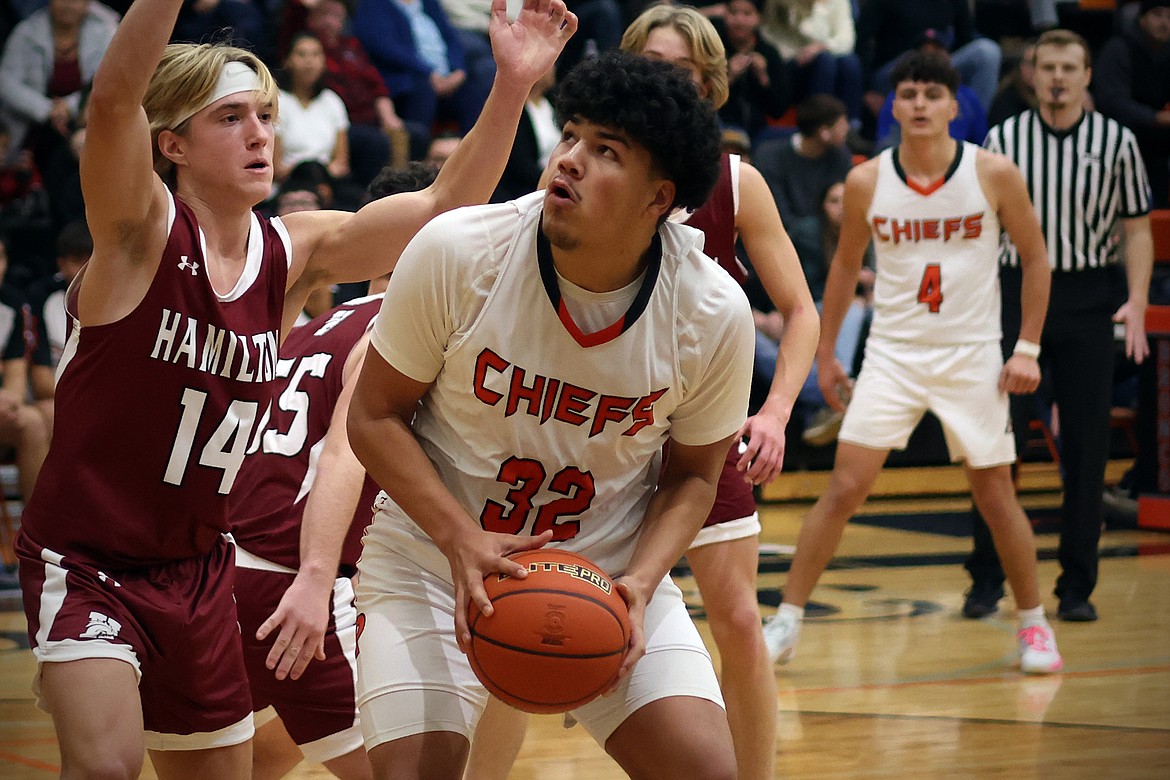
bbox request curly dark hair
[365,161,439,203]
[554,50,722,213]
[889,51,960,95]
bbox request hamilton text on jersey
[150,307,281,383]
[473,348,668,439]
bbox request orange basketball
[466,548,630,714]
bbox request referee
[964,29,1154,623]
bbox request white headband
[174,61,264,126]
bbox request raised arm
[734,163,819,485]
[285,0,577,305]
[818,161,876,410]
[77,0,182,322]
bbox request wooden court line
[0,747,58,773]
[782,708,1170,734]
[789,663,1170,698]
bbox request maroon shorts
[702,441,757,528]
[15,532,253,749]
[235,561,361,761]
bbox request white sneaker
[763,611,801,664]
[1018,624,1064,674]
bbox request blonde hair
[1033,28,1092,68]
[620,4,729,110]
[143,43,279,175]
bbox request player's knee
[61,748,143,780]
[708,600,768,652]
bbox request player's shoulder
[846,155,880,185]
[662,224,750,317]
[973,144,1016,176]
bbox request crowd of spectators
[0,0,1164,503]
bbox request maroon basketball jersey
[681,153,745,285]
[230,295,383,572]
[20,191,289,567]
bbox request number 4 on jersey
[917,263,943,313]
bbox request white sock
[1018,605,1048,629]
[778,603,805,622]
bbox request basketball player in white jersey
[765,51,1065,674]
[347,51,754,780]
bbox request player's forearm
[1016,249,1051,344]
[622,471,720,596]
[757,301,819,424]
[817,256,860,359]
[348,412,479,555]
[621,437,730,592]
[298,447,366,582]
[426,73,532,212]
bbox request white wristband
[1013,339,1041,359]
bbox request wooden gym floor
[1,460,1168,778]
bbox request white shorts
[689,513,760,549]
[354,544,722,750]
[838,338,1016,469]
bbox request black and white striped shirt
[985,110,1150,271]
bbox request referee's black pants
[965,267,1116,604]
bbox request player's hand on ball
[607,576,651,693]
[1000,354,1040,395]
[449,528,554,653]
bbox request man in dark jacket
[1095,0,1170,207]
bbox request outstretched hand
[489,0,578,86]
[256,570,332,681]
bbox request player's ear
[158,129,186,168]
[648,180,676,221]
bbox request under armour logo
[178,255,199,276]
[97,570,122,587]
[80,611,123,640]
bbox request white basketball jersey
[867,142,1002,344]
[363,192,754,578]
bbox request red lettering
[590,395,635,437]
[892,219,913,244]
[943,217,963,240]
[554,383,595,426]
[474,350,507,405]
[626,389,667,436]
[505,367,545,418]
[963,213,983,239]
[922,218,940,240]
[872,216,890,242]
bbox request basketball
[466,548,631,714]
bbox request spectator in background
[439,0,498,107]
[492,64,559,202]
[775,178,873,446]
[172,0,271,60]
[275,33,358,208]
[555,0,624,79]
[759,0,861,126]
[424,131,461,167]
[754,93,852,225]
[297,0,419,186]
[855,0,1002,115]
[0,0,118,173]
[988,40,1037,128]
[354,0,490,144]
[0,120,40,214]
[0,231,49,504]
[1095,0,1170,208]
[874,30,987,152]
[712,0,790,140]
[27,217,89,433]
